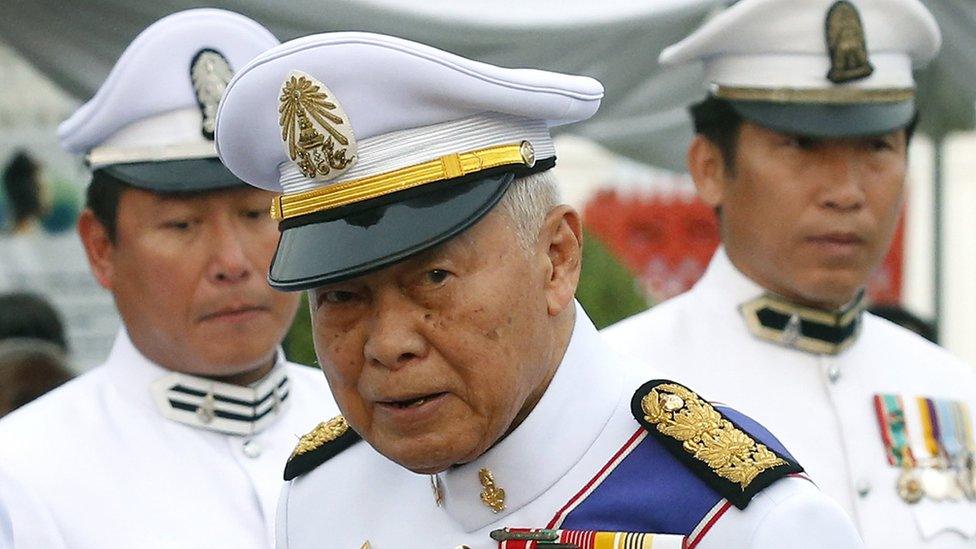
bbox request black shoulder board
[631,379,803,510]
[284,415,362,481]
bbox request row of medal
[874,393,976,503]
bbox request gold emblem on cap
[478,468,506,513]
[279,71,357,181]
[825,0,874,84]
[191,49,234,140]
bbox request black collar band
[738,291,865,355]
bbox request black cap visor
[269,172,516,291]
[100,157,246,192]
[729,98,916,138]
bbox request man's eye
[320,290,358,305]
[243,209,265,220]
[425,269,450,285]
[869,138,894,152]
[163,220,192,230]
[786,135,816,150]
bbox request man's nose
[206,219,252,284]
[362,290,428,370]
[818,148,867,212]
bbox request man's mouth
[199,304,267,322]
[380,392,447,409]
[807,232,865,246]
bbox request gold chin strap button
[519,140,535,168]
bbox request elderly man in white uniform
[214,31,862,549]
[0,9,336,548]
[604,1,976,547]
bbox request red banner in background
[584,189,904,305]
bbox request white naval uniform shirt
[277,305,861,549]
[0,329,337,548]
[604,248,976,548]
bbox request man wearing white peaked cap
[604,1,976,547]
[216,31,860,548]
[0,9,337,548]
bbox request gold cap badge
[279,70,357,181]
[191,49,234,140]
[825,1,874,84]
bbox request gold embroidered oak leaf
[751,444,787,470]
[695,426,754,469]
[639,382,789,491]
[718,460,763,490]
[642,392,666,424]
[290,416,348,459]
[660,400,721,442]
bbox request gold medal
[897,468,924,504]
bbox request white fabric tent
[0,0,723,172]
[2,1,973,168]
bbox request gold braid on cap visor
[711,85,915,104]
[270,141,536,221]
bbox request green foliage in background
[283,293,317,367]
[576,231,650,329]
[282,230,651,364]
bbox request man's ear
[539,205,583,316]
[77,209,116,291]
[688,134,728,208]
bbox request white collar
[103,329,291,436]
[435,302,625,532]
[690,247,767,312]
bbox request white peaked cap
[214,32,603,290]
[58,8,279,191]
[660,0,941,137]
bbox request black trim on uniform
[754,307,859,346]
[169,383,287,408]
[284,428,362,481]
[168,390,289,422]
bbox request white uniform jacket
[604,248,976,548]
[277,305,861,549]
[0,329,337,548]
[0,467,65,549]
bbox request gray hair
[497,169,562,251]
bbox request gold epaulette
[284,415,361,481]
[631,380,803,510]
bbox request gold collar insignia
[739,292,865,355]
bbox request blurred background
[0,0,973,372]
